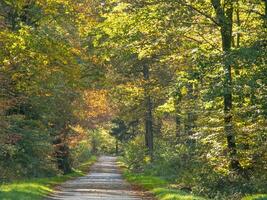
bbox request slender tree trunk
[143,64,153,159]
[264,0,267,28]
[236,1,241,48]
[174,97,182,139]
[185,82,194,135]
[115,139,118,155]
[185,81,197,146]
[211,0,242,172]
[91,133,97,154]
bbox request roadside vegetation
[0,156,97,200]
[122,163,267,200]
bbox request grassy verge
[242,195,267,200]
[122,167,267,200]
[0,156,97,200]
[123,170,206,200]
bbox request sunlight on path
[45,156,143,200]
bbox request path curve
[45,156,149,200]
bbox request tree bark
[211,0,242,172]
[143,64,153,159]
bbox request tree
[110,118,129,154]
[211,0,241,172]
[0,0,103,176]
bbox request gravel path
[45,156,149,200]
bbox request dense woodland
[0,0,266,199]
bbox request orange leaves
[84,89,112,117]
[78,89,113,128]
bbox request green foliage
[122,135,149,171]
[92,0,267,199]
[89,129,117,155]
[110,118,130,141]
[123,137,267,199]
[0,116,57,180]
[0,0,102,180]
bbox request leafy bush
[71,140,93,168]
[0,116,58,181]
[122,135,149,172]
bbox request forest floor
[45,156,152,200]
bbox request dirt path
[45,156,150,200]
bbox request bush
[71,140,93,168]
[0,116,58,181]
[122,135,149,172]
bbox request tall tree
[211,0,241,172]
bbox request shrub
[122,135,149,172]
[0,116,58,181]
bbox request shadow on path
[45,156,145,200]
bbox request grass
[123,171,206,200]
[123,169,267,200]
[0,156,97,200]
[242,194,267,200]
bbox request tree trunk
[211,0,242,172]
[115,139,118,155]
[143,64,153,159]
[236,1,241,48]
[54,136,72,174]
[92,136,97,154]
[174,97,182,139]
[184,81,197,147]
[264,0,267,28]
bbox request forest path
[45,156,149,200]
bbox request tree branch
[182,2,220,26]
